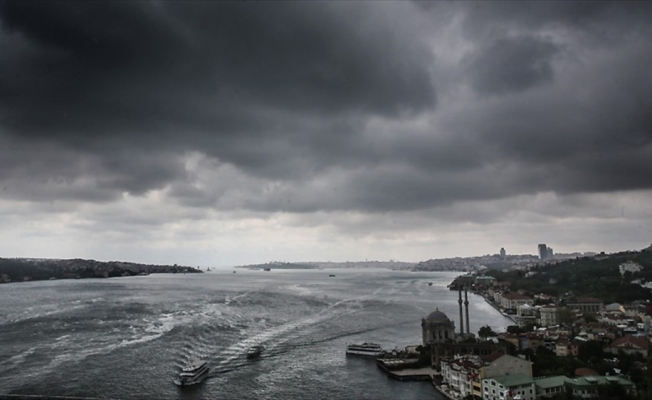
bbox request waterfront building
[497,293,533,310]
[475,275,496,287]
[482,353,533,379]
[440,355,481,398]
[441,352,533,399]
[482,374,536,400]
[564,376,636,398]
[421,309,455,345]
[424,307,504,368]
[534,376,571,398]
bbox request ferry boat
[246,345,263,359]
[174,358,209,386]
[346,342,385,357]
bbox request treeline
[0,258,202,283]
[487,249,652,303]
[238,262,317,270]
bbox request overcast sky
[1,1,651,267]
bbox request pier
[376,358,437,381]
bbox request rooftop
[488,374,534,387]
[534,376,571,389]
[566,376,635,387]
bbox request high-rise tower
[538,244,548,260]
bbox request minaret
[458,289,464,335]
[464,287,470,335]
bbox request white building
[440,355,481,398]
[482,374,536,400]
[539,306,559,327]
[619,261,642,276]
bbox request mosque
[422,287,504,368]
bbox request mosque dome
[425,309,450,323]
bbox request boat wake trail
[200,286,389,376]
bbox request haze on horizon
[0,1,651,267]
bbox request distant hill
[236,260,415,270]
[0,258,202,283]
[238,261,318,270]
[413,254,540,272]
[486,248,652,304]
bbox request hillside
[486,248,652,304]
[0,258,202,283]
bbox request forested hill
[238,261,318,270]
[487,247,652,304]
[0,258,202,283]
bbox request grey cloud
[467,36,560,95]
[0,2,434,140]
[460,2,652,41]
[1,0,652,220]
[0,1,436,202]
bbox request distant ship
[345,343,385,357]
[263,268,271,271]
[329,274,336,277]
[173,358,209,386]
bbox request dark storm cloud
[0,1,434,139]
[1,1,652,217]
[0,1,436,202]
[467,36,559,95]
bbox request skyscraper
[500,247,506,259]
[538,244,548,260]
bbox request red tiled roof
[572,297,602,303]
[483,351,504,363]
[610,335,649,350]
[502,293,533,300]
[575,368,598,377]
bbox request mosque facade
[422,287,505,368]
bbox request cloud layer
[1,1,651,264]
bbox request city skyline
[0,2,651,267]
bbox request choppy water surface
[0,269,512,399]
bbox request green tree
[578,341,605,363]
[557,307,576,325]
[478,325,497,339]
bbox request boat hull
[346,349,385,357]
[174,367,209,386]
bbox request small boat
[174,358,209,386]
[329,274,336,277]
[263,268,271,272]
[346,342,385,357]
[246,345,263,359]
[428,282,433,286]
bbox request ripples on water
[0,269,513,399]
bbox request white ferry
[174,358,209,386]
[346,342,385,357]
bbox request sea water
[0,269,513,399]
